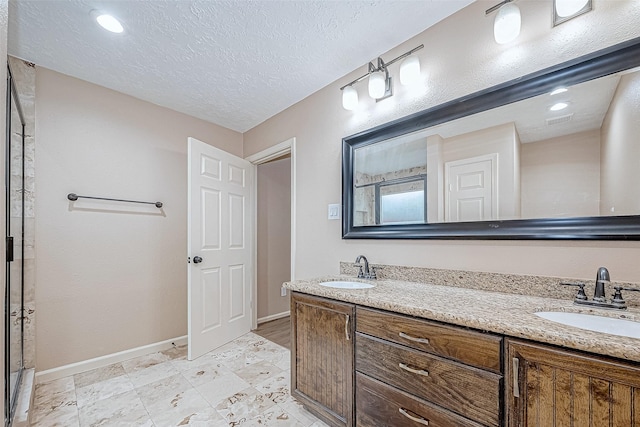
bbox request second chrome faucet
[562,266,640,310]
[354,255,377,280]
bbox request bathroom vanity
[286,275,640,427]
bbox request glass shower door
[5,64,25,427]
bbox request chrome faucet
[561,266,640,310]
[354,255,377,280]
[593,266,610,302]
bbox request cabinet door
[506,339,640,427]
[291,292,355,427]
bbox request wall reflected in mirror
[352,66,640,227]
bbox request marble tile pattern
[31,333,329,427]
[285,271,640,363]
[340,262,640,307]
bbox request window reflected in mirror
[353,134,427,226]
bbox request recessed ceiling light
[550,102,569,111]
[91,10,124,33]
[550,87,568,96]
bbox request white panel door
[188,137,254,360]
[445,154,498,222]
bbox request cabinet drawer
[356,334,501,427]
[356,307,502,373]
[356,372,485,427]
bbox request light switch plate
[281,287,287,297]
[328,204,341,220]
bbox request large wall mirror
[342,37,640,239]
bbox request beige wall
[521,129,601,219]
[600,71,640,216]
[257,157,291,320]
[1,0,8,419]
[244,0,640,283]
[426,134,445,222]
[35,67,243,371]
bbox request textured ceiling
[8,0,473,133]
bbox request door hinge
[6,236,14,262]
[512,357,520,398]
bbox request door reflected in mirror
[352,66,640,227]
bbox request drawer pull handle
[399,362,429,377]
[345,314,350,341]
[513,357,520,398]
[399,408,429,425]
[399,332,430,344]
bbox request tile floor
[31,332,328,426]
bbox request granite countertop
[284,275,640,363]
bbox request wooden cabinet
[356,372,485,427]
[357,307,502,373]
[506,339,640,426]
[356,307,503,427]
[291,292,640,427]
[291,292,355,427]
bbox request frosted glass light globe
[368,71,386,99]
[342,86,358,111]
[555,0,589,17]
[494,3,521,45]
[400,55,421,85]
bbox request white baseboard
[257,311,290,324]
[35,335,187,384]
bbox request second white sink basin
[319,281,375,290]
[535,311,640,339]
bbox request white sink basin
[535,312,640,339]
[319,281,375,290]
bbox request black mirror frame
[342,37,640,240]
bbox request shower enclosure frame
[4,62,26,427]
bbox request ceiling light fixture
[486,0,521,45]
[550,102,569,111]
[339,44,423,109]
[550,87,568,96]
[553,0,592,26]
[90,10,124,33]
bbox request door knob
[193,256,203,264]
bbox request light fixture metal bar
[339,44,424,90]
[485,0,513,15]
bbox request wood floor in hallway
[255,316,290,350]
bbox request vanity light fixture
[550,102,569,111]
[368,60,390,100]
[339,44,423,109]
[550,87,568,96]
[486,0,521,45]
[90,9,124,33]
[553,0,592,26]
[342,86,358,111]
[399,54,421,85]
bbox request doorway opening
[246,138,296,330]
